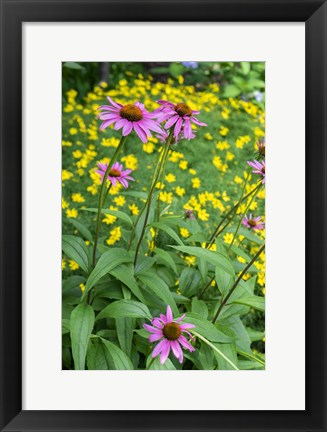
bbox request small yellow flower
[62,258,66,270]
[66,208,78,218]
[69,260,80,270]
[185,255,196,266]
[62,198,69,209]
[129,203,139,215]
[175,186,185,197]
[223,233,234,244]
[106,226,122,245]
[179,160,188,170]
[143,142,155,154]
[79,283,85,293]
[69,127,78,135]
[192,177,201,189]
[113,195,126,207]
[180,228,190,238]
[62,170,73,181]
[219,126,229,136]
[165,173,176,183]
[71,193,85,203]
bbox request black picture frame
[0,0,326,431]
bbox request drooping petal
[178,335,195,352]
[122,121,133,136]
[191,116,207,126]
[114,118,126,131]
[159,340,171,364]
[171,340,183,363]
[151,318,164,329]
[152,339,167,358]
[119,178,129,188]
[174,117,183,137]
[133,122,148,143]
[175,314,186,322]
[165,115,179,129]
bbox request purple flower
[97,97,163,143]
[242,214,265,230]
[182,61,198,69]
[95,161,134,188]
[144,305,195,364]
[154,100,206,141]
[247,159,265,184]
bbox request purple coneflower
[98,97,163,143]
[247,159,265,183]
[95,161,134,188]
[155,100,206,140]
[242,214,265,230]
[144,305,195,364]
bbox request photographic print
[62,62,265,370]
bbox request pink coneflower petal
[165,115,179,129]
[143,324,163,334]
[175,314,186,322]
[174,117,183,137]
[133,123,148,143]
[152,339,167,358]
[122,121,133,136]
[171,340,183,363]
[166,305,173,323]
[159,340,171,364]
[191,116,207,126]
[106,96,123,109]
[151,318,164,329]
[179,323,196,330]
[149,332,164,343]
[178,335,195,352]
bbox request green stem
[92,135,128,269]
[212,243,265,324]
[238,350,265,366]
[191,330,239,370]
[127,146,165,251]
[198,275,215,299]
[208,181,261,248]
[133,129,174,267]
[228,184,262,252]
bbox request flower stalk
[92,135,128,269]
[133,129,174,267]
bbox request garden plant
[62,62,265,370]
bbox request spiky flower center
[120,104,143,122]
[109,168,121,177]
[175,103,193,117]
[163,322,181,341]
[261,166,265,174]
[248,219,257,227]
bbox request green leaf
[63,61,85,70]
[246,327,265,342]
[215,266,234,296]
[68,219,93,243]
[223,84,241,98]
[232,296,265,311]
[100,338,134,369]
[191,297,208,319]
[154,248,178,274]
[82,208,133,226]
[171,245,235,276]
[240,61,251,75]
[70,304,95,370]
[151,222,184,246]
[83,248,132,296]
[186,313,232,343]
[109,264,146,303]
[137,271,178,315]
[179,267,202,297]
[169,62,184,78]
[116,318,135,356]
[96,299,152,321]
[146,356,176,370]
[62,235,91,273]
